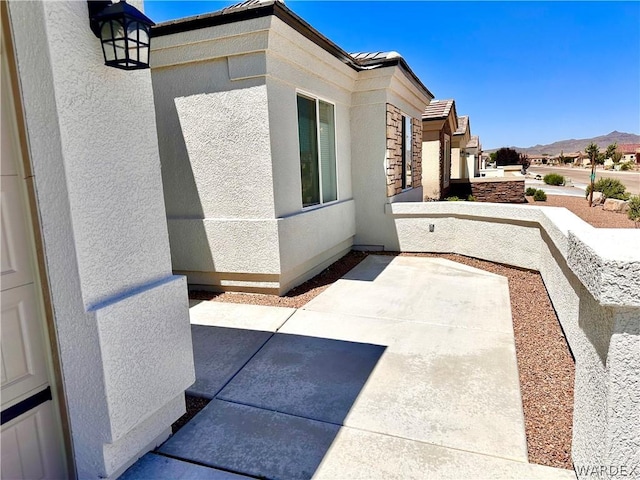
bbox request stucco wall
[151,14,359,294]
[350,64,431,250]
[8,1,194,477]
[384,202,640,478]
[422,139,442,200]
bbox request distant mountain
[486,131,640,156]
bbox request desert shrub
[585,177,630,200]
[543,173,565,186]
[467,195,476,202]
[533,189,547,201]
[525,187,538,196]
[445,196,461,201]
[628,195,640,223]
[620,162,633,171]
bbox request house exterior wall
[7,1,194,478]
[384,202,640,479]
[421,119,453,201]
[151,15,357,294]
[451,125,471,180]
[350,66,430,250]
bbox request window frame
[296,90,339,210]
[400,114,412,191]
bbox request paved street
[529,166,640,195]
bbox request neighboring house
[421,99,457,200]
[618,143,640,163]
[465,135,482,178]
[150,0,432,294]
[2,1,194,478]
[451,115,470,179]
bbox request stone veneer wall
[386,104,422,197]
[450,178,525,203]
[412,118,422,189]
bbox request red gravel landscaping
[527,194,637,228]
[190,250,575,470]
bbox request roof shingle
[454,115,469,135]
[422,99,455,120]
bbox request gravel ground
[527,194,638,228]
[189,251,575,470]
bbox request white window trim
[296,89,340,210]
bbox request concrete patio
[120,256,576,479]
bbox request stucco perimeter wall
[8,1,194,478]
[385,202,640,478]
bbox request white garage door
[1,26,67,479]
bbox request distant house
[151,0,433,294]
[618,143,640,163]
[465,135,482,177]
[421,99,457,199]
[451,115,471,178]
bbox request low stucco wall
[384,202,639,478]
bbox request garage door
[1,26,67,479]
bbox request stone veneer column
[386,104,421,196]
[386,104,403,196]
[412,118,422,188]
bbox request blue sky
[146,1,640,149]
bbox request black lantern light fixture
[88,0,155,70]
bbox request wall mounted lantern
[88,1,155,70]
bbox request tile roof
[466,135,480,149]
[454,115,469,135]
[350,51,402,67]
[422,99,455,120]
[223,0,283,13]
[618,143,640,154]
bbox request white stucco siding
[151,17,271,68]
[167,218,280,274]
[350,66,431,249]
[23,1,172,307]
[350,102,388,248]
[152,59,271,219]
[173,85,275,219]
[8,1,194,477]
[268,18,357,93]
[278,200,356,277]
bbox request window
[297,94,337,207]
[401,115,412,189]
[443,135,451,187]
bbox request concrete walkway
[121,256,576,480]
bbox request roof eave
[152,2,434,99]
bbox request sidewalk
[121,256,576,479]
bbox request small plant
[533,189,547,201]
[585,177,630,200]
[628,195,640,225]
[525,187,538,196]
[445,196,461,201]
[467,195,476,202]
[543,173,565,186]
[620,162,633,171]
